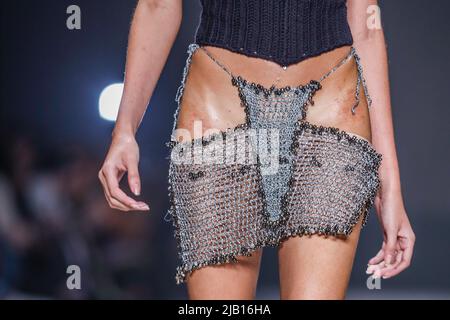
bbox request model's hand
[366,192,415,279]
[98,133,149,212]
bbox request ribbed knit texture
[195,0,354,67]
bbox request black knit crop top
[194,0,354,67]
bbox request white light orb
[99,83,124,121]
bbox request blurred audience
[0,133,157,299]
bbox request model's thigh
[278,216,363,300]
[278,52,373,300]
[175,50,264,299]
[186,250,263,300]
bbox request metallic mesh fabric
[284,122,381,236]
[166,43,381,284]
[235,77,321,225]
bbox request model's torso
[174,0,371,144]
[175,44,372,144]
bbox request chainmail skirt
[166,44,382,284]
[167,121,381,284]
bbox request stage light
[99,83,124,121]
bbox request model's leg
[278,50,374,300]
[186,250,263,300]
[174,49,262,300]
[278,216,363,300]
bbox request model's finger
[366,264,378,274]
[384,231,398,265]
[392,239,414,276]
[102,187,113,207]
[103,166,147,210]
[369,248,384,265]
[372,262,386,279]
[381,250,403,279]
[101,167,127,206]
[99,171,113,204]
[127,158,141,196]
[109,196,132,211]
[366,260,385,275]
[383,237,414,278]
[104,190,130,211]
[110,185,149,211]
[100,174,130,211]
[101,168,149,212]
[401,235,414,265]
[379,248,403,277]
[389,244,403,269]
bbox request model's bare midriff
[175,45,372,144]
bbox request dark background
[0,0,449,299]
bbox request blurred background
[0,0,449,299]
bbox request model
[98,0,415,300]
